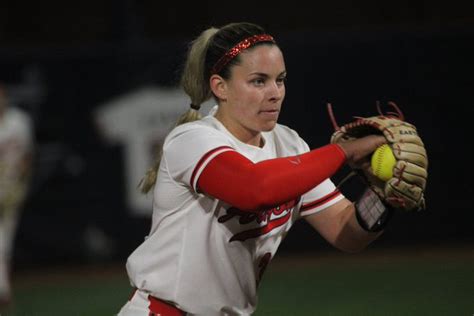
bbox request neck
[242,133,263,147]
[215,111,263,147]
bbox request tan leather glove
[329,102,428,211]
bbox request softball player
[117,22,390,316]
[0,84,34,307]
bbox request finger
[386,178,424,210]
[393,160,427,189]
[391,143,428,169]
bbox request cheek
[234,103,256,121]
[232,88,261,112]
[244,88,265,107]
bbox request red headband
[210,34,275,75]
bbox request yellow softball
[371,144,396,181]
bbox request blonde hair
[139,28,219,193]
[140,22,272,194]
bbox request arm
[196,134,386,212]
[305,189,392,253]
[197,144,346,211]
[0,146,33,215]
[17,151,33,182]
[304,198,380,253]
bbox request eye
[251,77,266,86]
[276,76,286,85]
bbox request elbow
[232,176,274,211]
[248,175,279,210]
[235,191,270,212]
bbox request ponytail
[140,22,271,194]
[139,28,218,194]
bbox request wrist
[334,143,349,161]
[355,188,394,232]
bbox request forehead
[234,45,285,73]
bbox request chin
[261,121,278,132]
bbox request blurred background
[1,1,473,315]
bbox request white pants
[117,289,150,316]
[0,210,18,298]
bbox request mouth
[259,109,280,114]
[258,109,280,120]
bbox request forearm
[333,203,383,253]
[334,188,394,252]
[305,193,389,253]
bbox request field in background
[2,245,473,316]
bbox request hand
[328,102,428,211]
[337,135,386,168]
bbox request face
[213,44,286,144]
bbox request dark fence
[2,25,473,268]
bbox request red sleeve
[197,144,346,212]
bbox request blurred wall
[1,2,473,267]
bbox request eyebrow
[249,71,287,77]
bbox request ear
[210,74,227,101]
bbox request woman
[117,22,390,316]
[0,83,34,308]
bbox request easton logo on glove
[327,101,428,212]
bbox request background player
[117,22,391,315]
[0,83,34,308]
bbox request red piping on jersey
[190,145,234,191]
[300,189,341,213]
[197,144,346,212]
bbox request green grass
[3,272,130,315]
[2,248,473,316]
[255,255,474,315]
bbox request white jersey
[125,109,344,315]
[0,106,33,299]
[0,107,33,210]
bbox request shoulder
[270,123,310,153]
[166,117,221,140]
[273,123,301,138]
[3,108,33,134]
[163,117,231,149]
[7,107,32,125]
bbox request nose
[268,81,284,102]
